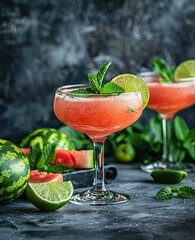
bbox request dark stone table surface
[1,164,195,240]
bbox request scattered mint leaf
[177,186,195,199]
[155,186,174,200]
[100,82,124,94]
[40,164,74,174]
[153,57,175,83]
[155,185,195,200]
[171,186,179,193]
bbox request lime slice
[174,60,195,81]
[151,170,187,184]
[26,181,74,211]
[111,74,149,108]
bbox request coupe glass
[140,72,195,173]
[53,84,143,205]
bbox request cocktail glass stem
[141,115,193,173]
[162,118,173,163]
[70,138,130,205]
[92,141,107,192]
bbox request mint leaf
[155,186,174,200]
[43,144,56,165]
[183,129,195,160]
[88,61,112,93]
[28,143,43,170]
[97,61,112,88]
[100,82,124,94]
[40,164,74,173]
[88,73,99,93]
[153,57,175,83]
[174,116,190,142]
[70,88,95,95]
[177,186,195,199]
[155,185,195,200]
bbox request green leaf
[183,129,195,160]
[155,186,174,200]
[40,164,74,173]
[28,143,43,170]
[100,82,124,94]
[59,126,92,150]
[88,73,100,93]
[70,88,95,95]
[177,186,195,199]
[153,57,174,83]
[97,61,112,88]
[43,144,56,166]
[174,116,190,142]
[149,116,162,143]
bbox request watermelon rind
[0,139,30,205]
[19,128,75,150]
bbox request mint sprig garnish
[153,57,175,83]
[71,61,125,95]
[155,185,195,200]
[27,143,74,173]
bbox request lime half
[26,181,74,211]
[151,170,187,184]
[111,74,149,108]
[174,60,195,82]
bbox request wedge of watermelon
[53,150,94,169]
[21,148,94,169]
[30,170,63,183]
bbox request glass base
[141,160,194,173]
[70,189,130,206]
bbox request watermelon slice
[30,170,63,183]
[21,148,94,169]
[53,150,94,169]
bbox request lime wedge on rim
[26,181,74,211]
[151,170,187,184]
[111,74,149,108]
[174,60,195,82]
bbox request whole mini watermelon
[19,128,75,150]
[0,139,30,205]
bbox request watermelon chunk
[53,150,94,169]
[21,148,94,169]
[30,170,63,183]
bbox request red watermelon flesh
[21,148,30,155]
[53,150,94,169]
[30,170,63,183]
[21,148,94,169]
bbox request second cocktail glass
[140,73,195,173]
[54,84,143,205]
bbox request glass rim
[55,84,141,97]
[139,71,195,84]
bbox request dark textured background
[0,0,195,143]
